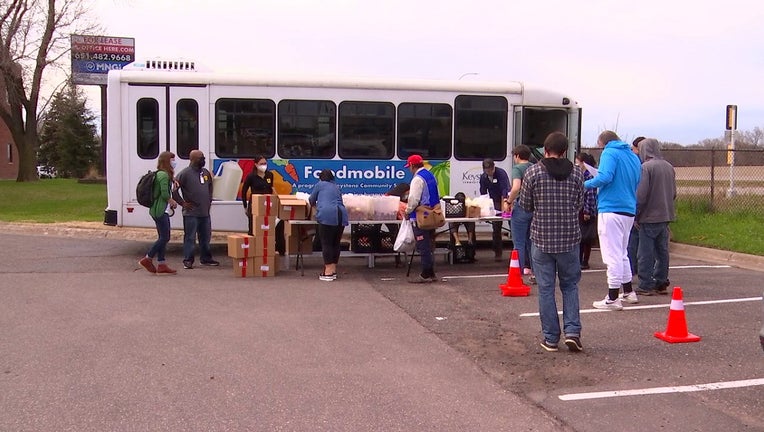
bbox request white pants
[597,213,634,289]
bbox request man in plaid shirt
[519,132,585,352]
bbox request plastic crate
[442,196,466,218]
[378,231,396,253]
[451,244,476,263]
[350,224,382,253]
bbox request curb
[670,242,764,272]
[0,221,236,243]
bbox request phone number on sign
[72,52,133,62]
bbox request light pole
[458,72,479,80]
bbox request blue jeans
[412,223,435,278]
[627,225,639,275]
[183,215,213,263]
[637,222,670,290]
[510,205,533,271]
[532,245,582,344]
[148,213,171,262]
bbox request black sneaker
[200,260,220,267]
[655,280,670,295]
[564,336,583,352]
[540,340,559,352]
[182,260,193,269]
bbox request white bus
[103,59,581,232]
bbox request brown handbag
[415,204,446,230]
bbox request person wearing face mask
[138,151,180,275]
[176,149,219,269]
[241,155,275,236]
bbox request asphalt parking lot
[0,224,762,431]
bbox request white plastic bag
[394,219,416,253]
[473,194,497,217]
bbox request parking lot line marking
[669,265,732,269]
[559,378,764,401]
[519,296,763,317]
[442,264,732,280]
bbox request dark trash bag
[580,219,597,243]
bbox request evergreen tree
[38,82,100,178]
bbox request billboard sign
[71,35,135,85]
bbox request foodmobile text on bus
[103,59,581,232]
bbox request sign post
[70,35,135,176]
[725,105,737,197]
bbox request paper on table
[583,162,598,177]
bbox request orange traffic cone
[499,249,531,297]
[654,286,701,343]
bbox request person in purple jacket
[479,158,511,262]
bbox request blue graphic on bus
[212,158,451,198]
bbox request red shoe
[156,263,177,275]
[139,257,156,273]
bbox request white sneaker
[619,291,639,304]
[592,296,624,311]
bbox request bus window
[454,95,508,161]
[176,99,199,159]
[215,98,276,158]
[278,100,336,159]
[338,101,394,159]
[397,102,452,160]
[137,98,159,159]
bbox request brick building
[0,123,16,179]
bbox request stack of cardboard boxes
[228,194,280,277]
[227,194,313,277]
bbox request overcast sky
[90,0,764,147]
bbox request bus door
[125,85,207,221]
[567,108,582,160]
[127,85,165,209]
[168,85,208,165]
[513,106,571,163]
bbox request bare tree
[739,127,764,148]
[0,0,97,181]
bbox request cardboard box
[466,205,481,219]
[232,255,279,277]
[278,198,309,220]
[253,216,278,234]
[250,230,277,257]
[285,221,315,255]
[250,194,280,217]
[227,234,255,259]
[287,235,314,256]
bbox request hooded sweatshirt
[584,140,641,214]
[636,138,676,223]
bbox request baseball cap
[404,154,423,167]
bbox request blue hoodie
[584,140,641,214]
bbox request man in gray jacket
[176,150,219,269]
[634,138,676,295]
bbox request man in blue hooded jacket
[585,131,641,310]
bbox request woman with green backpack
[138,151,180,275]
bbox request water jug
[212,161,243,201]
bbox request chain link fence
[586,147,764,213]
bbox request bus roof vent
[125,59,206,72]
